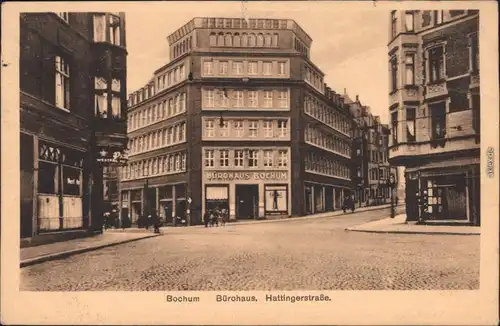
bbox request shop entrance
[236,184,258,219]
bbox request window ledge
[426,79,446,86]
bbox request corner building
[120,18,354,224]
[388,10,480,225]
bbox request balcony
[425,81,448,101]
[388,135,480,166]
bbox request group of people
[203,207,228,227]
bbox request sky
[125,2,390,123]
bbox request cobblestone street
[21,208,480,291]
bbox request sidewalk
[345,214,481,235]
[20,232,159,268]
[107,203,404,234]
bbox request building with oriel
[20,12,128,240]
[387,10,480,225]
[119,17,355,225]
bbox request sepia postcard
[1,1,499,325]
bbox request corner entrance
[236,184,258,219]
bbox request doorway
[236,184,258,219]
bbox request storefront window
[63,167,81,196]
[38,161,57,194]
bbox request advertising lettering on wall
[206,171,288,181]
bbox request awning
[206,186,228,200]
[406,156,479,173]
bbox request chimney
[344,88,347,95]
[355,95,359,102]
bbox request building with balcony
[347,93,397,207]
[119,17,354,225]
[387,10,480,225]
[20,12,128,239]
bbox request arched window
[273,33,279,47]
[257,33,264,47]
[234,33,241,47]
[241,33,248,46]
[209,32,217,46]
[264,34,271,47]
[248,33,256,46]
[217,32,224,46]
[225,33,232,46]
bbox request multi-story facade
[387,10,480,225]
[119,17,354,225]
[20,12,128,238]
[348,93,397,207]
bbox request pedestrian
[204,210,210,228]
[153,212,161,234]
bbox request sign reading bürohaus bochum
[206,171,288,181]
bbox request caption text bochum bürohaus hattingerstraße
[165,294,332,303]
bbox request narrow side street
[21,207,480,291]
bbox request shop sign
[206,171,288,181]
[96,147,126,165]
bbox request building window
[209,33,217,46]
[431,102,446,140]
[278,90,288,108]
[234,150,244,167]
[55,56,70,110]
[108,14,121,46]
[234,90,244,107]
[181,154,186,170]
[248,61,258,75]
[405,53,415,85]
[263,150,273,167]
[391,111,398,144]
[219,120,229,137]
[233,120,244,137]
[472,94,480,133]
[263,61,272,75]
[248,91,258,107]
[277,120,288,137]
[93,14,106,42]
[391,10,397,38]
[263,121,273,137]
[278,150,288,167]
[204,89,214,107]
[429,46,445,82]
[405,11,414,31]
[219,89,229,107]
[56,12,69,22]
[406,107,416,142]
[205,119,215,137]
[233,61,244,75]
[175,154,181,171]
[390,55,398,92]
[219,61,228,75]
[220,150,229,167]
[248,150,258,167]
[111,95,121,118]
[278,62,286,76]
[434,10,444,25]
[249,120,258,137]
[470,32,479,73]
[263,91,273,108]
[205,150,215,167]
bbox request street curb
[108,203,404,233]
[344,228,480,236]
[20,234,159,268]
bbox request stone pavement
[21,206,479,291]
[107,203,403,234]
[20,232,159,267]
[346,214,481,235]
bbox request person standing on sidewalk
[204,210,210,228]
